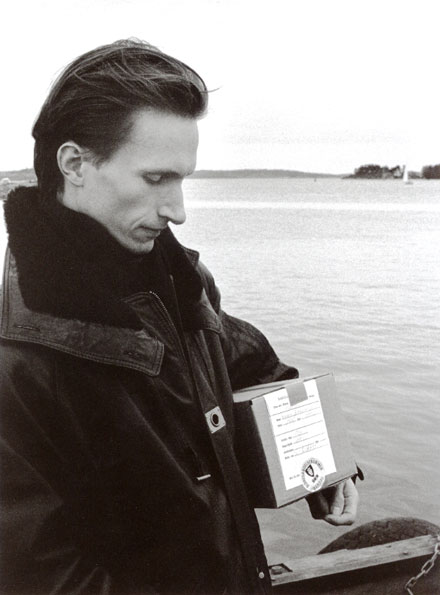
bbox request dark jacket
[0,187,298,594]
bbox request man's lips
[132,226,164,240]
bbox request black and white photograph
[1,1,439,593]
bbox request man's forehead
[127,109,199,142]
[120,109,198,169]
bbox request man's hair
[32,39,208,200]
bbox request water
[1,178,439,561]
[174,177,440,560]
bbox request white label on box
[262,388,292,416]
[264,380,336,491]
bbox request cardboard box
[233,373,357,508]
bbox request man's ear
[56,142,88,187]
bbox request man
[0,39,358,594]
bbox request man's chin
[130,240,156,254]
[117,236,156,254]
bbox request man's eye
[144,174,162,184]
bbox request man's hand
[306,478,359,526]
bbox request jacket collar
[0,249,164,376]
[1,186,221,372]
[3,185,205,330]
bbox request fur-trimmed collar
[3,186,203,329]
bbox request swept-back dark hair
[32,39,208,200]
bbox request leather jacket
[0,192,298,594]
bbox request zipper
[149,290,212,483]
[148,290,204,425]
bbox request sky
[1,0,439,175]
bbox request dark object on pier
[270,517,440,594]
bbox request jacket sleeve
[197,261,298,391]
[0,344,157,595]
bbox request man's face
[62,109,199,253]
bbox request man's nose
[157,184,186,226]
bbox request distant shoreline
[1,167,340,182]
[190,169,340,179]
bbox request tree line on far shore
[350,163,440,179]
[421,164,440,179]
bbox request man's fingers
[342,479,359,515]
[324,513,353,526]
[329,482,344,515]
[324,479,359,526]
[307,479,359,525]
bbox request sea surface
[1,178,439,562]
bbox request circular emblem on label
[301,458,326,492]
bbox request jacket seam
[0,333,163,376]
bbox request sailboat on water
[403,165,413,185]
